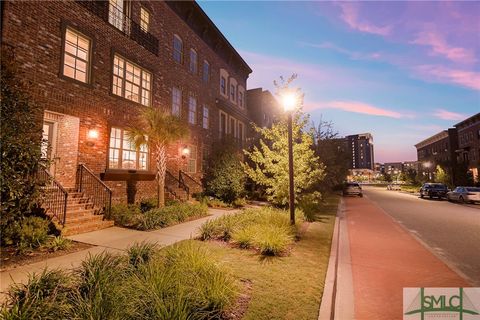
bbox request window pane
[63,28,90,83]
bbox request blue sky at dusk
[198,1,480,163]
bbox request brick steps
[62,219,114,236]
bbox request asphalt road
[362,186,480,286]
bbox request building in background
[415,128,458,183]
[454,113,480,183]
[346,133,374,170]
[246,88,281,132]
[384,162,403,177]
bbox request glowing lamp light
[281,92,297,112]
[87,129,99,140]
[423,161,432,168]
[181,146,190,159]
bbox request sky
[198,1,480,163]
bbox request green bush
[1,216,50,251]
[1,269,73,319]
[298,191,323,222]
[127,241,157,268]
[2,242,237,319]
[200,207,301,256]
[107,203,141,227]
[139,197,158,213]
[46,236,72,252]
[232,197,247,208]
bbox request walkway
[337,196,472,320]
[0,208,236,299]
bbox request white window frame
[173,34,183,64]
[63,27,91,83]
[109,127,149,170]
[202,105,209,129]
[188,96,197,124]
[112,54,152,106]
[140,7,150,32]
[172,87,182,117]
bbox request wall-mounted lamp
[181,146,190,159]
[87,129,99,140]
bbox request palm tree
[127,107,189,207]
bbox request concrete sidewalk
[339,196,471,320]
[0,208,236,298]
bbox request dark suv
[419,183,448,199]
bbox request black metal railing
[179,170,202,193]
[76,164,112,216]
[76,0,159,55]
[178,171,190,200]
[37,168,68,226]
[166,170,189,200]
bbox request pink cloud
[301,42,384,61]
[307,100,411,119]
[412,31,477,64]
[337,3,391,36]
[414,65,480,91]
[433,109,468,121]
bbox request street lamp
[281,92,297,225]
[423,161,432,181]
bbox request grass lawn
[197,194,339,320]
[401,185,420,193]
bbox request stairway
[165,185,189,202]
[60,189,114,236]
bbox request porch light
[87,129,99,139]
[181,146,190,159]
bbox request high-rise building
[346,133,374,170]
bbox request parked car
[387,183,401,191]
[419,183,449,199]
[343,182,363,197]
[447,187,480,204]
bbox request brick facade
[1,0,252,203]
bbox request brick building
[1,0,252,232]
[346,133,374,170]
[415,129,458,183]
[454,113,480,183]
[246,88,281,131]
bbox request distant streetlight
[423,161,432,181]
[281,92,298,225]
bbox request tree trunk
[156,143,167,207]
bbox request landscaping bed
[107,200,209,231]
[1,241,238,319]
[1,239,92,272]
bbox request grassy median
[199,194,339,319]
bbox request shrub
[1,269,73,319]
[135,203,208,231]
[232,197,247,208]
[298,191,323,222]
[200,207,301,256]
[46,236,72,252]
[127,241,157,268]
[107,203,140,227]
[139,197,157,213]
[136,209,172,231]
[252,225,294,255]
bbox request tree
[434,165,450,185]
[1,47,45,233]
[311,118,349,192]
[244,106,324,206]
[203,138,246,203]
[127,108,189,207]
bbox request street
[363,186,480,285]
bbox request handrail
[166,170,189,200]
[179,170,202,190]
[36,168,68,226]
[76,164,112,216]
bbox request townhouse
[1,0,252,232]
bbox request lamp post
[282,92,297,225]
[423,161,432,181]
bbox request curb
[318,198,354,320]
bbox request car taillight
[467,193,475,195]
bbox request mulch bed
[0,241,93,272]
[222,278,253,320]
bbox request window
[238,91,244,108]
[188,96,196,124]
[202,106,209,129]
[238,122,244,143]
[230,84,236,101]
[112,54,152,106]
[230,117,236,137]
[172,87,182,116]
[173,35,183,63]
[63,28,91,83]
[109,127,148,170]
[189,49,197,74]
[109,0,125,31]
[185,145,197,173]
[220,76,226,95]
[202,147,209,173]
[202,60,210,82]
[140,7,150,32]
[219,111,227,137]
